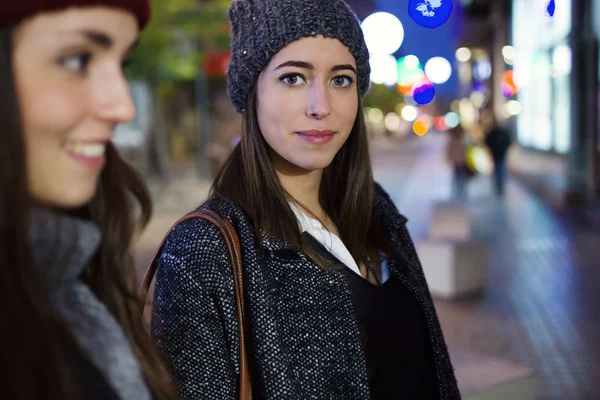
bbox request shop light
[502,46,515,60]
[473,60,492,81]
[401,105,418,121]
[412,81,436,105]
[370,54,398,86]
[512,64,529,88]
[444,112,460,128]
[404,55,420,69]
[458,99,477,128]
[397,59,425,85]
[506,100,522,115]
[470,92,488,108]
[368,108,384,124]
[424,56,452,84]
[502,45,515,65]
[361,12,404,55]
[385,113,401,131]
[552,45,571,76]
[434,116,448,131]
[501,70,518,96]
[455,47,472,62]
[413,119,429,136]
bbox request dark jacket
[485,125,512,160]
[151,184,460,399]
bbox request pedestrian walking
[484,113,512,196]
[446,125,470,199]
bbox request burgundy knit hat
[0,0,150,29]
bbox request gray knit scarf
[29,209,151,400]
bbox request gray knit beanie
[227,0,371,114]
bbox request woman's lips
[64,141,107,169]
[296,130,336,144]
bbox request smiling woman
[0,2,176,400]
[13,8,139,207]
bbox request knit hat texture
[0,0,150,29]
[227,0,371,114]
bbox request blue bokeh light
[408,0,453,29]
[473,81,486,93]
[412,82,436,104]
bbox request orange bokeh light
[502,70,518,96]
[413,120,429,136]
[396,83,413,95]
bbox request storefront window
[553,74,571,153]
[512,0,572,153]
[532,52,553,151]
[552,43,571,153]
[551,0,571,42]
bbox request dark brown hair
[209,83,403,282]
[0,25,176,399]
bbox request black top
[305,233,439,399]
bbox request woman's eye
[332,76,353,87]
[59,53,91,74]
[280,74,307,86]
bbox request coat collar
[259,231,298,252]
[372,187,408,231]
[207,188,409,253]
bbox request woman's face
[256,36,359,175]
[12,7,139,208]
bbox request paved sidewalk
[373,133,600,400]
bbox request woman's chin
[292,155,337,172]
[31,185,96,210]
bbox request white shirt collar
[288,202,390,283]
[289,202,362,276]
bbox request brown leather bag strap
[139,211,208,300]
[139,209,252,400]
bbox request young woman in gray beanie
[151,0,460,398]
[0,1,177,399]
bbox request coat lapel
[259,231,299,252]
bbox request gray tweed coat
[151,183,460,399]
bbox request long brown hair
[210,82,403,281]
[0,26,176,399]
